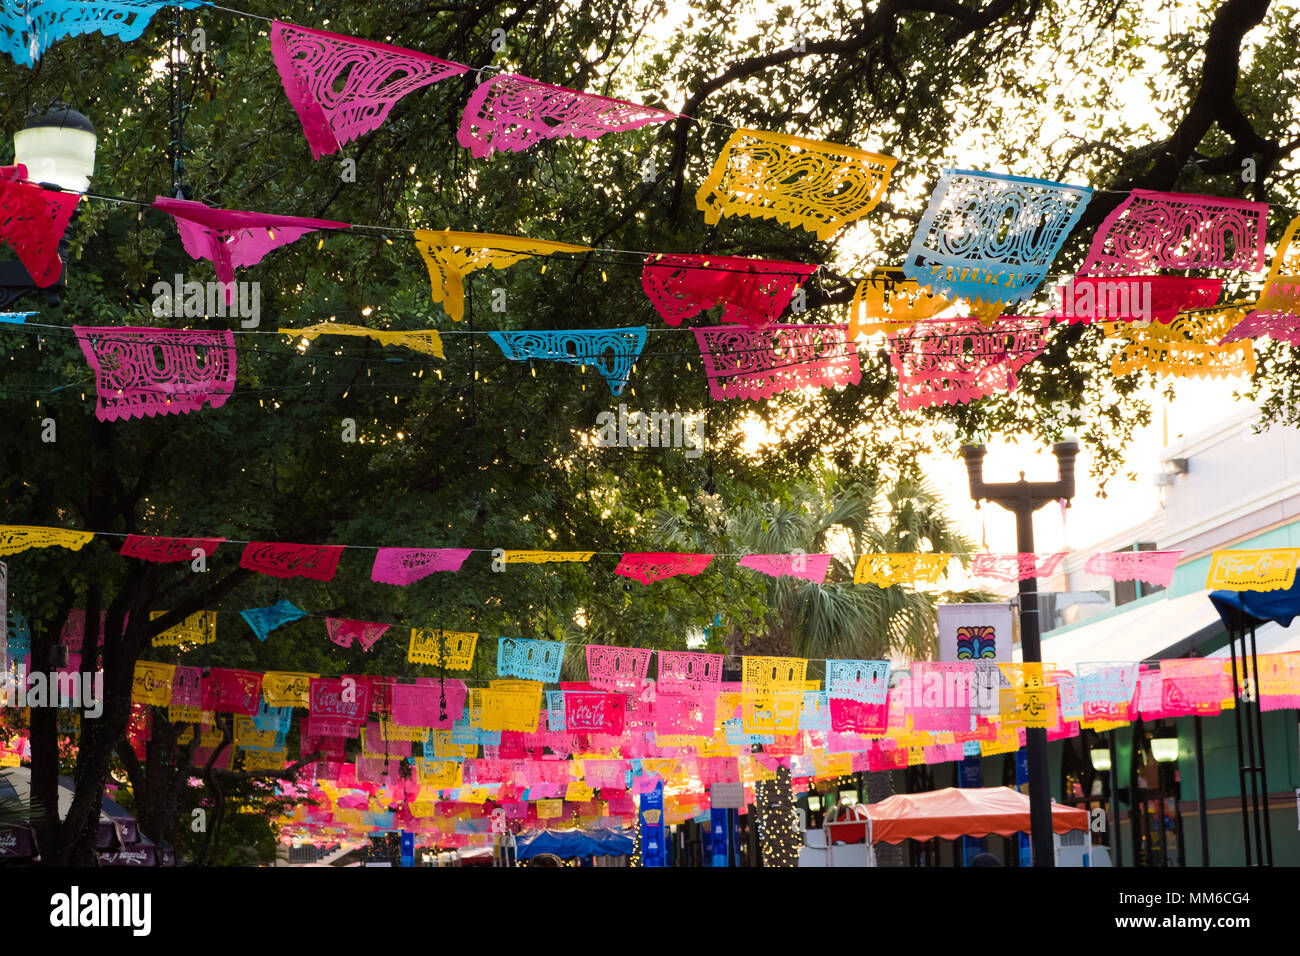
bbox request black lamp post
[960,440,1079,867]
[1,107,97,309]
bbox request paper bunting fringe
[971,552,1067,582]
[853,552,950,586]
[154,198,348,294]
[849,269,951,339]
[371,548,472,585]
[74,326,236,422]
[1079,189,1268,276]
[1105,310,1255,379]
[889,317,1047,410]
[325,618,390,652]
[281,323,444,358]
[0,525,93,557]
[1,0,209,67]
[641,254,816,328]
[240,599,306,642]
[1083,550,1183,587]
[120,535,222,563]
[488,327,647,396]
[240,542,345,581]
[902,170,1091,307]
[1205,548,1300,592]
[457,73,677,159]
[0,165,79,285]
[271,21,469,159]
[737,553,831,583]
[693,323,860,401]
[614,552,714,584]
[412,230,591,322]
[696,129,897,239]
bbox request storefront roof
[1016,589,1224,667]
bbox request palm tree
[654,458,987,866]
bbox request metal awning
[1015,589,1226,667]
[1208,618,1300,657]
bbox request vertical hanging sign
[710,807,730,868]
[640,782,666,867]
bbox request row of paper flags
[8,525,1300,593]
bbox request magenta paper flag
[1055,276,1222,324]
[971,552,1067,582]
[693,323,860,401]
[363,721,411,757]
[309,677,372,735]
[74,326,236,422]
[563,692,626,735]
[241,541,345,581]
[325,618,390,651]
[120,535,223,563]
[1083,550,1182,587]
[202,668,262,715]
[457,73,677,159]
[582,760,629,790]
[356,757,401,784]
[657,650,725,693]
[890,316,1047,410]
[613,552,713,584]
[738,553,831,584]
[153,197,348,293]
[655,691,717,735]
[585,645,653,691]
[829,696,887,735]
[271,21,468,159]
[391,679,466,728]
[642,254,817,328]
[1078,189,1268,276]
[171,665,203,709]
[371,547,472,585]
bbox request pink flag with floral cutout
[120,535,223,563]
[202,668,262,715]
[585,644,653,690]
[74,326,236,422]
[458,73,677,159]
[613,552,713,585]
[694,323,860,401]
[642,254,817,328]
[271,22,469,160]
[1055,276,1222,324]
[1083,550,1182,587]
[738,553,832,584]
[153,197,348,295]
[829,696,887,735]
[654,691,717,736]
[971,552,1068,582]
[657,650,725,694]
[241,541,345,581]
[890,317,1047,410]
[1078,189,1268,276]
[172,665,203,709]
[582,760,629,790]
[0,164,79,286]
[391,679,466,728]
[363,721,411,757]
[325,618,390,651]
[371,547,473,585]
